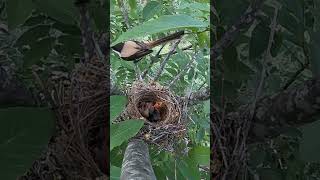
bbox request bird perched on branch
[111,31,184,62]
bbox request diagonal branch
[75,0,95,62]
[141,44,166,79]
[185,87,210,106]
[153,39,181,81]
[168,53,196,88]
[211,5,260,59]
[249,78,320,142]
[117,0,130,29]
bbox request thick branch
[186,87,210,106]
[249,78,320,141]
[120,139,156,180]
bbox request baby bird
[138,101,161,122]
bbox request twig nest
[126,81,181,125]
[126,81,186,151]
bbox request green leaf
[197,31,209,48]
[128,0,137,11]
[224,46,253,81]
[216,0,248,27]
[143,1,161,21]
[279,0,303,20]
[250,23,270,61]
[310,31,320,78]
[278,8,304,46]
[23,37,54,68]
[177,156,201,180]
[166,67,178,76]
[33,0,77,25]
[188,68,195,81]
[300,119,320,162]
[15,25,51,48]
[196,128,205,142]
[110,96,128,121]
[189,146,210,166]
[257,168,283,180]
[7,0,34,29]
[0,107,55,180]
[270,30,283,57]
[110,119,144,150]
[110,145,125,167]
[153,166,167,180]
[248,147,266,167]
[179,2,210,12]
[58,35,82,54]
[23,15,47,27]
[203,100,209,114]
[111,15,208,46]
[53,22,81,35]
[89,1,108,31]
[110,165,121,180]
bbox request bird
[149,107,161,122]
[111,31,184,62]
[138,101,154,119]
[153,101,164,111]
[138,101,161,122]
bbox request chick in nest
[138,101,164,122]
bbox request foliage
[0,107,55,179]
[214,0,320,179]
[110,0,210,179]
[0,0,104,179]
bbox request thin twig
[153,39,181,81]
[117,0,130,29]
[212,125,229,169]
[93,33,105,61]
[168,53,196,88]
[282,62,309,90]
[181,61,198,120]
[77,2,95,62]
[282,43,310,90]
[141,44,166,79]
[211,7,258,59]
[159,44,193,57]
[134,63,143,80]
[250,6,278,118]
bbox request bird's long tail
[147,31,184,48]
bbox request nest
[124,81,186,152]
[20,57,108,179]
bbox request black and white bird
[111,31,184,62]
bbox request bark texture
[120,139,156,180]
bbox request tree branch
[117,0,130,29]
[185,87,210,106]
[249,78,320,142]
[211,5,259,59]
[141,44,166,79]
[153,39,181,81]
[75,0,95,62]
[167,55,195,88]
[120,139,156,180]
